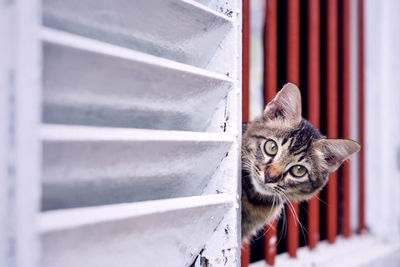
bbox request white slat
[39,0,242,265]
[39,194,234,267]
[41,124,234,210]
[42,0,233,69]
[41,28,233,131]
[0,1,41,267]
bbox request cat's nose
[264,164,283,183]
[264,170,280,183]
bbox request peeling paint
[200,256,210,267]
[221,249,228,265]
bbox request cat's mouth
[252,171,279,196]
[264,172,278,184]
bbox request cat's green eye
[264,139,278,156]
[290,165,307,177]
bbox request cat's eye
[264,139,278,156]
[290,165,307,177]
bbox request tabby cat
[241,83,360,240]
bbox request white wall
[0,0,41,267]
[365,0,400,243]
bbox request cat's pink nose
[264,170,280,183]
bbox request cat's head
[242,83,360,202]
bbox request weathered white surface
[42,28,233,131]
[195,0,236,15]
[40,194,234,267]
[0,4,11,265]
[365,0,400,242]
[350,0,361,234]
[0,0,41,267]
[42,0,233,70]
[250,235,400,267]
[41,125,234,210]
[191,0,242,264]
[39,0,242,265]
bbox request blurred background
[1,0,400,267]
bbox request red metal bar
[264,221,277,265]
[241,0,251,265]
[287,0,300,82]
[307,0,321,250]
[358,0,366,234]
[241,0,250,267]
[264,0,278,103]
[326,0,339,244]
[286,0,300,257]
[342,0,351,238]
[241,243,251,267]
[242,0,251,123]
[263,0,278,264]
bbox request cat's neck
[242,169,283,206]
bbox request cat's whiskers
[252,194,279,241]
[241,160,253,169]
[280,195,287,245]
[263,193,287,247]
[280,192,309,244]
[315,195,328,206]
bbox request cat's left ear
[314,139,361,173]
[264,83,302,124]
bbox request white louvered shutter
[39,0,242,266]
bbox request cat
[241,83,360,241]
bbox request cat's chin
[251,177,278,197]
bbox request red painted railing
[342,0,351,238]
[326,0,339,245]
[241,0,365,265]
[307,0,321,250]
[358,0,366,235]
[264,0,277,103]
[263,0,278,265]
[242,0,250,124]
[286,0,300,258]
[241,0,251,265]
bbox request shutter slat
[40,0,241,265]
[42,0,233,69]
[41,124,234,210]
[39,194,234,267]
[42,28,233,131]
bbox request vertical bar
[358,0,366,234]
[242,0,251,123]
[326,0,339,244]
[241,243,251,267]
[2,0,41,266]
[342,0,351,238]
[264,0,278,103]
[264,0,278,264]
[264,221,277,265]
[286,0,300,258]
[307,0,321,250]
[0,4,12,265]
[241,0,251,266]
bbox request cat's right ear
[314,139,361,173]
[263,83,302,124]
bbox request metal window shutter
[39,0,242,266]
